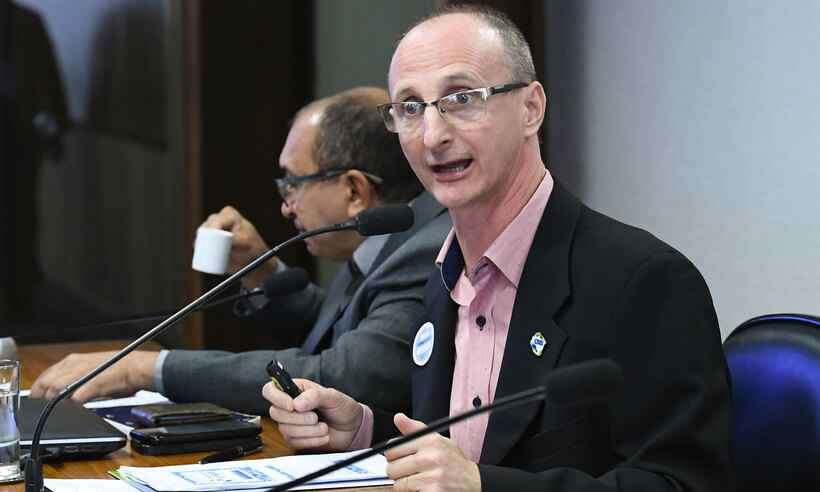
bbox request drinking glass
[0,360,22,483]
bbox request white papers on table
[116,450,392,491]
[18,389,170,407]
[97,418,134,435]
[83,390,171,408]
[44,479,141,492]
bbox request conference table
[8,340,390,492]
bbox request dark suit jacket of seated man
[162,190,450,415]
[29,87,451,421]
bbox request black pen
[199,443,263,464]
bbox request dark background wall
[4,0,188,345]
[195,0,315,351]
[1,0,322,349]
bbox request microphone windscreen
[546,359,623,406]
[262,268,310,298]
[355,205,414,236]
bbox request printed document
[116,450,392,491]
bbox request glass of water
[0,360,22,483]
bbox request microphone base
[24,455,46,492]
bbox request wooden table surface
[5,340,391,492]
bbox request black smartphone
[132,434,262,456]
[130,419,261,445]
[266,359,302,398]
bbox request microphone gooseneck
[23,210,387,492]
[266,358,624,492]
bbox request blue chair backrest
[724,313,820,490]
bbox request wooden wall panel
[197,0,315,351]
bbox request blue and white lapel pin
[530,331,546,357]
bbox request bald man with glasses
[265,7,731,492]
[31,87,452,421]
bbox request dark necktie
[301,259,366,354]
[344,259,364,298]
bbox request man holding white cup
[191,227,235,275]
[31,87,451,419]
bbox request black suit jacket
[379,183,733,491]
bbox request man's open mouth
[431,159,473,174]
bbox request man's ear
[522,81,547,139]
[344,170,379,218]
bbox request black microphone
[266,359,623,492]
[346,204,414,237]
[23,206,413,492]
[177,267,309,314]
[187,266,310,311]
[4,268,311,339]
[262,267,310,297]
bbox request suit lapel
[372,192,445,271]
[300,264,352,353]
[412,274,457,427]
[303,193,444,354]
[480,182,582,465]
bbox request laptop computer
[19,397,127,459]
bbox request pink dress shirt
[348,170,554,457]
[441,170,553,462]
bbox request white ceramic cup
[192,227,234,274]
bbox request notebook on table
[19,396,127,459]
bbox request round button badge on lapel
[413,322,435,366]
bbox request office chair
[723,313,820,490]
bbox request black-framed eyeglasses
[274,168,384,202]
[377,82,529,134]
